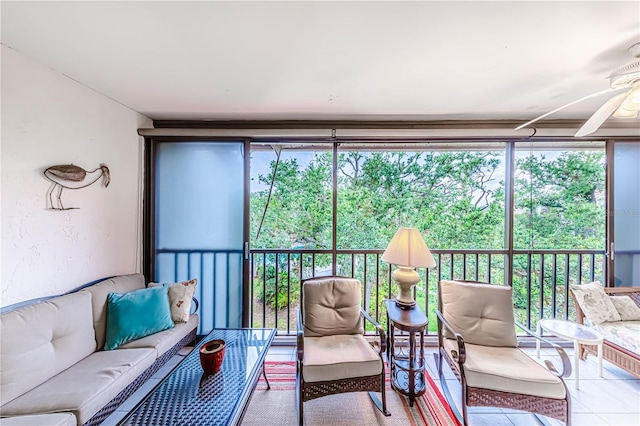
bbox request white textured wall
[1,46,152,306]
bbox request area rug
[241,361,460,426]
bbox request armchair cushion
[443,339,566,399]
[302,277,363,337]
[440,280,517,347]
[302,334,381,382]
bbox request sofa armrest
[190,297,199,315]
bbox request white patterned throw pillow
[149,279,197,323]
[570,281,621,325]
[609,296,640,321]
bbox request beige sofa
[0,274,198,426]
[572,286,640,378]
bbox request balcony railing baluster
[564,253,570,321]
[552,254,557,319]
[287,253,291,335]
[540,253,545,321]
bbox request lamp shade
[381,227,436,268]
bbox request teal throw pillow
[104,285,174,350]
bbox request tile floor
[263,345,640,426]
[103,345,640,426]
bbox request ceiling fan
[516,42,640,137]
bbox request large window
[250,144,333,250]
[146,137,613,335]
[249,144,333,330]
[247,139,607,333]
[512,142,606,326]
[514,142,605,250]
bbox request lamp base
[395,298,416,309]
[392,266,420,310]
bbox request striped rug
[241,361,460,426]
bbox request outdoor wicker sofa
[573,286,640,378]
[0,274,198,426]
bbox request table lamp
[382,227,436,308]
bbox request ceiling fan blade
[574,91,630,137]
[515,87,627,130]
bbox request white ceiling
[2,1,640,123]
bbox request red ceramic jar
[199,339,225,375]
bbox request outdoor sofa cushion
[149,279,198,323]
[593,321,640,355]
[570,281,621,325]
[0,348,156,425]
[0,291,95,406]
[0,413,76,426]
[609,296,640,321]
[104,286,174,350]
[118,314,198,355]
[80,274,145,351]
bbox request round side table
[536,318,604,390]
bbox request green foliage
[250,147,606,333]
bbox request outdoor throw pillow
[104,285,174,350]
[570,281,621,325]
[609,295,640,321]
[149,279,197,323]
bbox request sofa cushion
[609,296,640,321]
[302,334,381,382]
[0,292,95,406]
[104,286,174,350]
[443,339,566,399]
[594,321,640,355]
[149,279,197,323]
[440,280,518,347]
[0,413,76,426]
[81,274,145,350]
[0,348,156,425]
[570,281,621,325]
[302,277,363,337]
[118,314,198,355]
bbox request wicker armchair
[296,276,390,425]
[435,280,572,426]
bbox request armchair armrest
[436,310,466,364]
[360,308,386,353]
[296,308,304,362]
[515,321,572,378]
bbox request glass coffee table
[119,328,275,426]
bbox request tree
[249,147,605,333]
